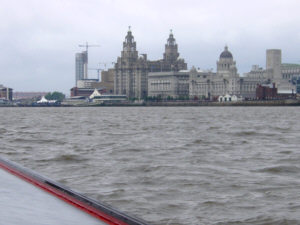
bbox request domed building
[189,46,261,100]
[217,46,238,77]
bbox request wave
[255,165,300,174]
[36,154,87,163]
[0,128,7,134]
[12,138,66,145]
[215,216,300,225]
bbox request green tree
[167,96,173,101]
[45,92,65,101]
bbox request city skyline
[1,0,300,94]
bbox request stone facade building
[114,29,148,99]
[189,46,261,99]
[148,71,189,98]
[148,46,271,100]
[148,44,300,100]
[148,31,187,72]
[245,49,299,93]
[114,29,187,99]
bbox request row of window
[150,83,171,90]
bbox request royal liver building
[114,28,187,99]
[114,29,148,99]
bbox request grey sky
[1,0,300,94]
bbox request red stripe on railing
[0,162,128,225]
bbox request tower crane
[88,68,103,81]
[78,42,100,53]
[88,62,112,80]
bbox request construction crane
[88,62,112,80]
[99,62,108,70]
[78,42,100,53]
[88,68,103,81]
[78,42,100,79]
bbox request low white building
[218,94,242,102]
[36,96,57,105]
[89,89,127,103]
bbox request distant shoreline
[2,99,300,107]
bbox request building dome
[220,46,233,58]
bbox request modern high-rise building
[75,51,88,85]
[0,84,13,101]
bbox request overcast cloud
[1,0,300,94]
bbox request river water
[1,107,300,225]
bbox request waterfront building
[72,29,300,100]
[76,79,99,89]
[13,92,48,100]
[94,69,114,94]
[71,68,115,97]
[70,87,105,97]
[148,30,187,72]
[149,46,261,100]
[266,49,282,81]
[189,46,260,99]
[89,89,127,103]
[245,49,299,93]
[148,71,189,98]
[114,28,148,99]
[281,64,300,80]
[281,63,300,93]
[256,83,277,100]
[148,45,300,100]
[265,49,294,91]
[218,94,242,102]
[91,94,127,103]
[0,84,13,101]
[75,51,88,85]
[114,28,187,99]
[296,78,300,93]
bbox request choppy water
[1,107,300,225]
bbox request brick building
[70,87,105,97]
[256,83,277,100]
